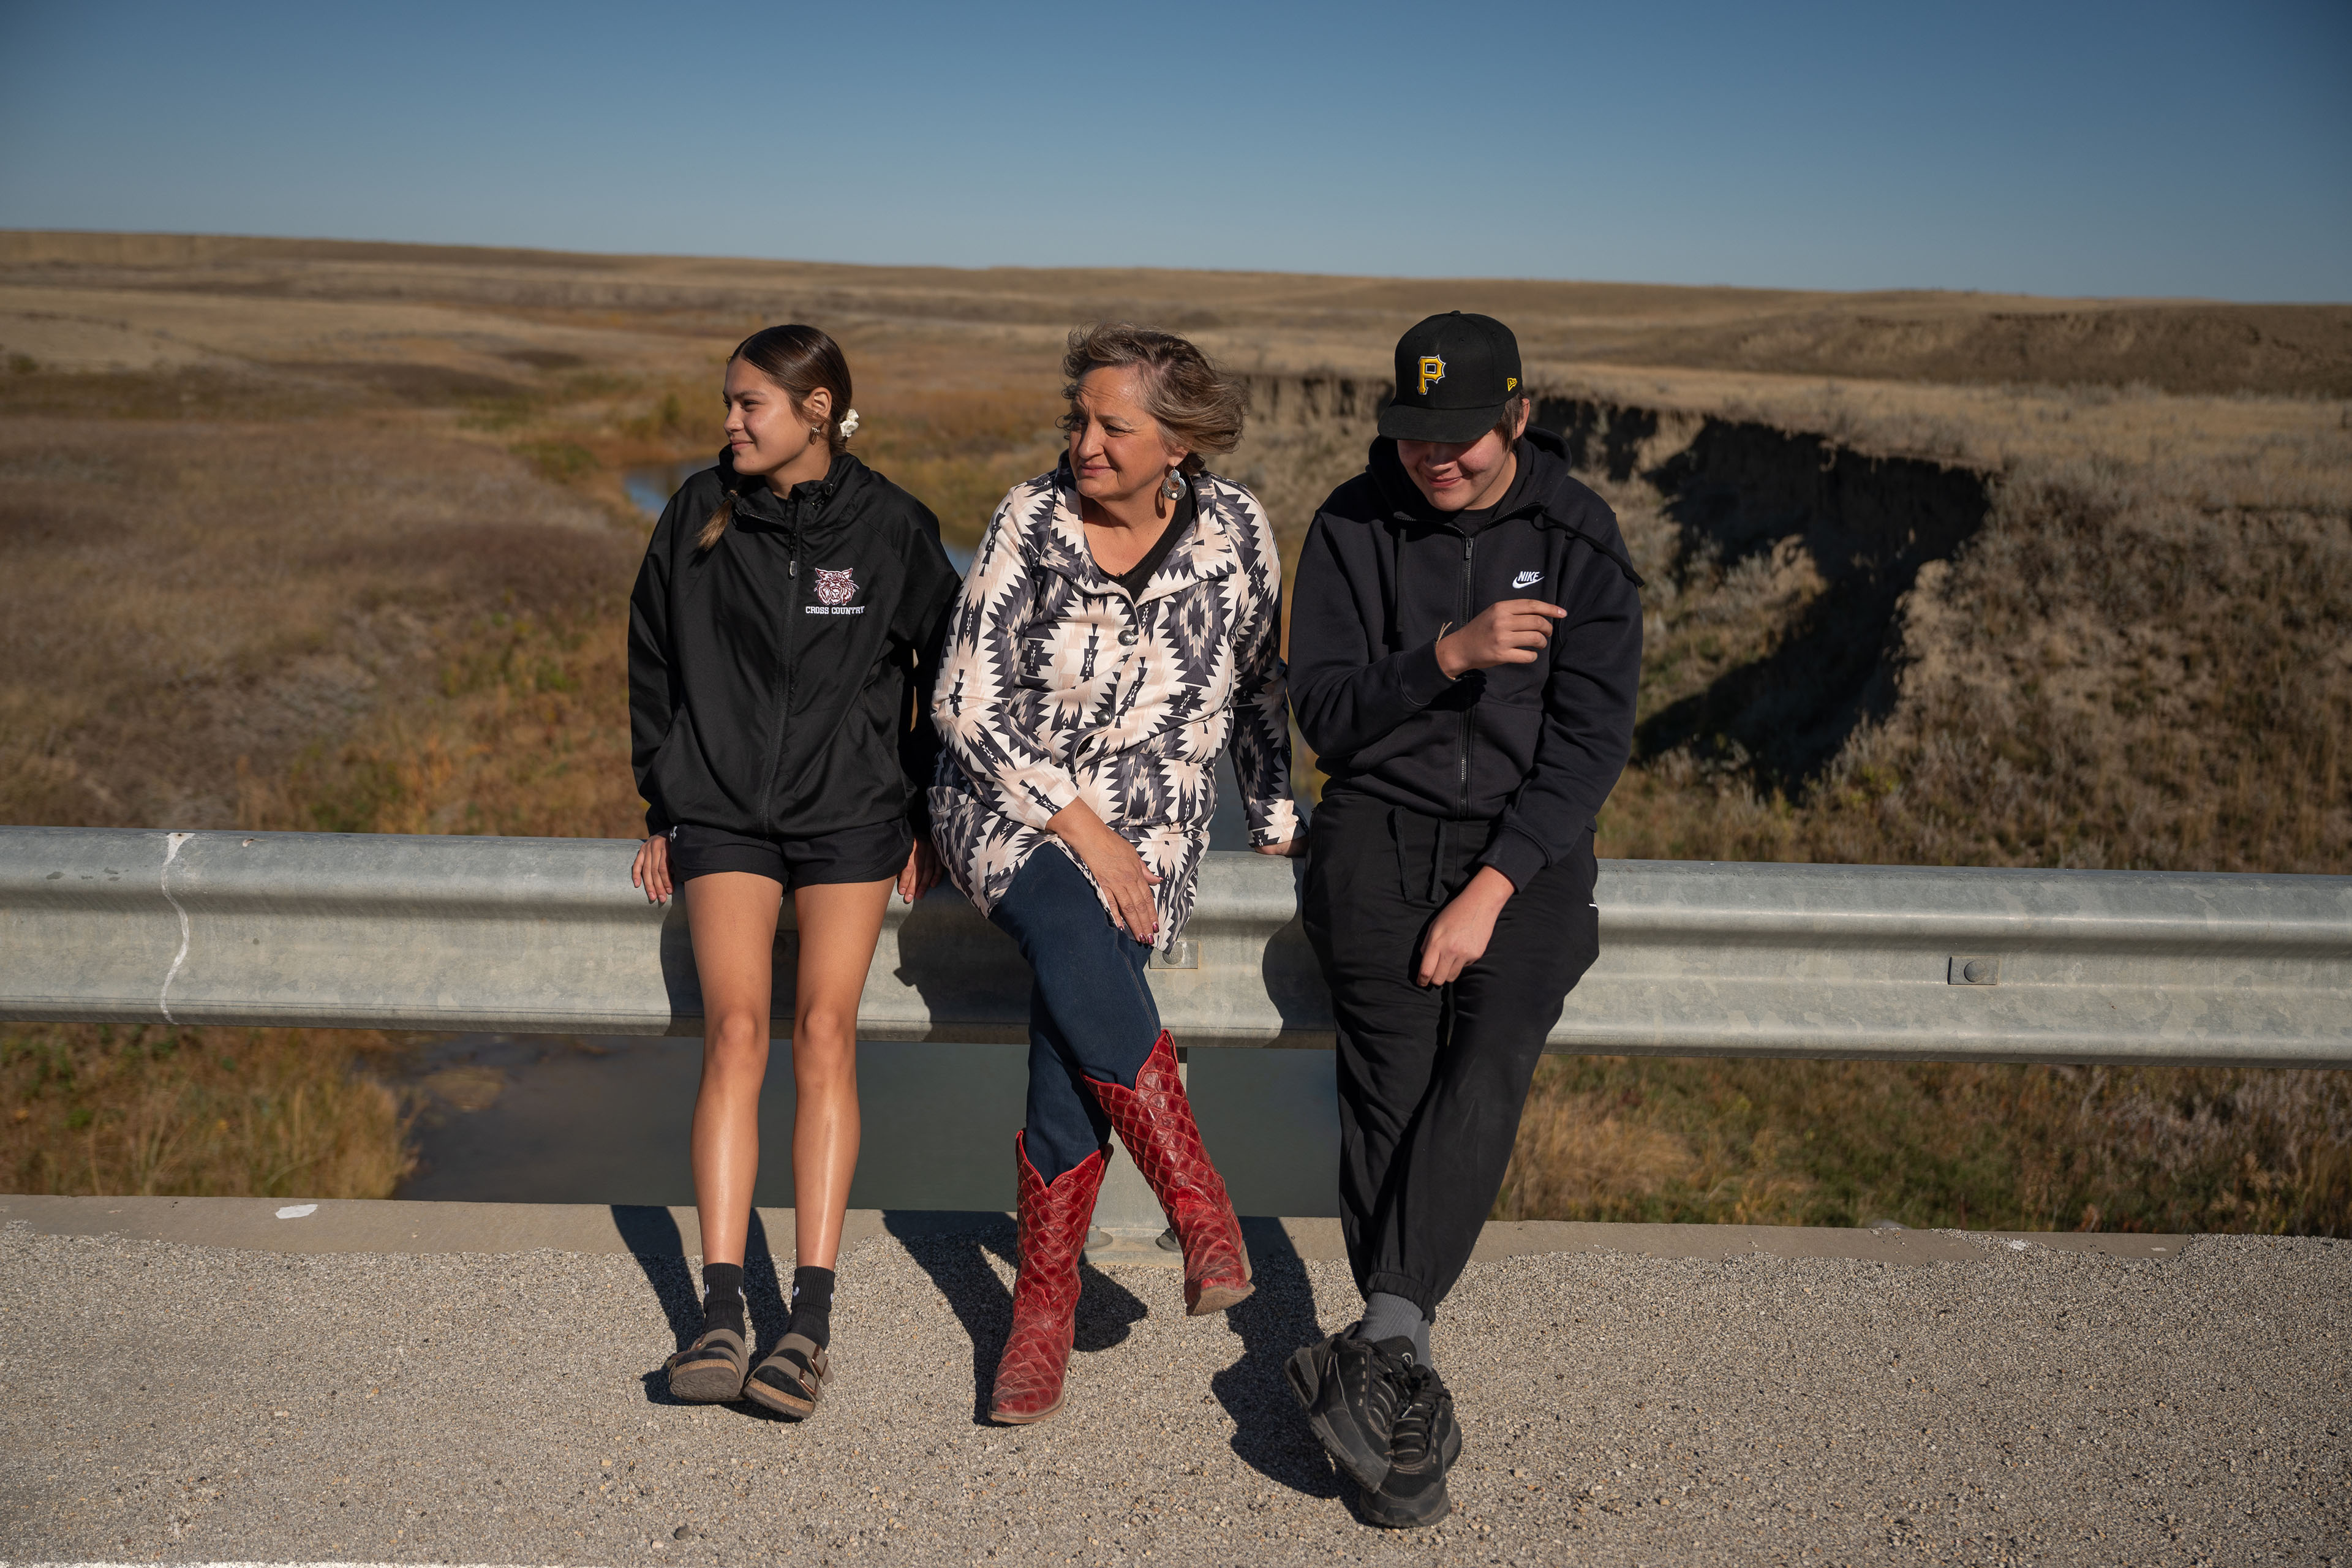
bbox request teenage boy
[1284,312,1642,1528]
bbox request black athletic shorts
[667,819,911,889]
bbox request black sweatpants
[1302,789,1600,1319]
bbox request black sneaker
[1286,1328,1415,1491]
[1360,1362,1461,1528]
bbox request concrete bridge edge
[1,1193,2187,1268]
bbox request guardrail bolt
[1950,956,2000,986]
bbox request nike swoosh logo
[1512,570,1544,588]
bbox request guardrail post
[1087,1145,1170,1257]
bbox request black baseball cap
[1378,311,1522,443]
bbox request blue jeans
[987,845,1163,1183]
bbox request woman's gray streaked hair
[1059,323,1247,476]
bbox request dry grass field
[2,231,2346,1229]
[2,1022,412,1200]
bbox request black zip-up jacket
[629,450,961,840]
[1288,427,1644,891]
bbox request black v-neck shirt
[1101,485,1196,600]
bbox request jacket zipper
[761,498,804,837]
[1456,533,1474,813]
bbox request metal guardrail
[3,826,2347,1067]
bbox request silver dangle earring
[1161,467,1186,501]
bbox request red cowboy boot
[989,1133,1107,1425]
[1091,1030,1254,1316]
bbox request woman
[930,323,1303,1424]
[628,324,960,1419]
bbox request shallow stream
[394,1035,1338,1216]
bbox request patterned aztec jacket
[928,462,1299,948]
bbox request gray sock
[1356,1291,1430,1365]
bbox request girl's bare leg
[685,871,785,1269]
[787,876,894,1270]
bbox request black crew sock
[699,1261,745,1340]
[784,1265,835,1349]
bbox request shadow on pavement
[1213,1218,1341,1498]
[610,1204,697,1344]
[884,1211,1147,1425]
[612,1204,790,1409]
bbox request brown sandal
[742,1332,829,1420]
[664,1326,748,1403]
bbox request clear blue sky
[2,1,2345,301]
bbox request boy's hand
[1416,865,1515,986]
[1436,598,1566,679]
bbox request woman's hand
[1047,801,1163,942]
[1253,827,1310,859]
[1416,865,1515,986]
[631,834,673,905]
[897,836,943,904]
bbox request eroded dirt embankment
[1538,396,1994,790]
[1235,372,2349,873]
[1238,373,1999,795]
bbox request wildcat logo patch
[807,566,866,615]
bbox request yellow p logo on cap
[1418,355,1446,395]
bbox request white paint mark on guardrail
[275,1204,318,1219]
[157,831,194,1024]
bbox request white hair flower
[837,408,860,441]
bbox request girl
[628,325,960,1419]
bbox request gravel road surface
[1,1211,2345,1566]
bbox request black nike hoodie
[628,449,962,839]
[1287,426,1644,890]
